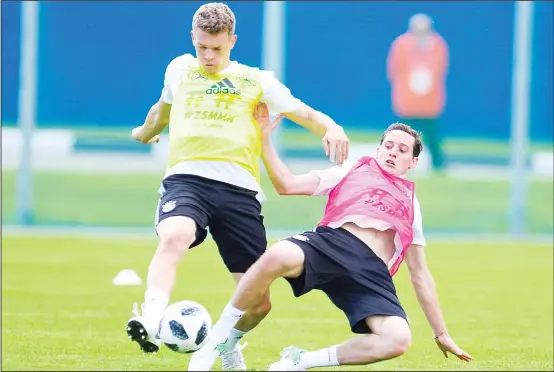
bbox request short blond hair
[192,3,235,35]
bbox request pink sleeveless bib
[318,157,415,276]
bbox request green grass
[2,171,553,234]
[2,235,553,370]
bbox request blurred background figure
[387,13,449,172]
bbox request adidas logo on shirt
[205,78,242,95]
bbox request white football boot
[126,302,162,353]
[188,334,243,371]
[221,342,248,371]
[268,346,307,371]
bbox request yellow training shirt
[167,54,264,183]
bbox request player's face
[376,130,418,177]
[191,29,237,74]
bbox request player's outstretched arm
[254,103,320,196]
[132,55,182,145]
[131,97,171,144]
[284,103,350,166]
[404,245,473,362]
[260,70,349,165]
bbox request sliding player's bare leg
[232,242,304,311]
[268,315,411,370]
[188,241,305,371]
[264,227,412,370]
[218,273,272,371]
[127,216,197,353]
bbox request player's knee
[156,217,197,259]
[159,232,191,252]
[382,318,411,358]
[387,331,411,358]
[261,241,304,278]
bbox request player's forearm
[285,105,342,137]
[261,137,296,195]
[142,102,169,139]
[305,109,341,137]
[410,270,448,336]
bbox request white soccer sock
[143,288,169,321]
[299,346,339,369]
[210,303,245,342]
[224,328,247,351]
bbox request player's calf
[236,294,272,331]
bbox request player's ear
[190,30,195,44]
[409,156,419,170]
[229,34,237,49]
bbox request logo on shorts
[291,234,309,242]
[161,201,176,213]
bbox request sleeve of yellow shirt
[161,54,191,104]
[259,70,303,115]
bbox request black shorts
[284,226,407,334]
[155,174,266,273]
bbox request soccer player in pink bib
[188,104,472,371]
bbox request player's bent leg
[127,216,199,354]
[188,241,305,371]
[218,274,272,371]
[231,272,272,332]
[268,316,410,371]
[149,216,198,294]
[336,315,411,364]
[230,240,305,311]
[193,185,274,370]
[268,227,412,370]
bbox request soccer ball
[158,300,212,353]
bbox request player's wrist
[261,134,273,145]
[325,122,343,131]
[433,330,448,339]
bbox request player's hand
[434,333,472,362]
[323,125,349,166]
[253,102,282,140]
[131,125,160,144]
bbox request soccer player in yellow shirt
[127,3,349,370]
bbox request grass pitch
[2,171,553,234]
[2,235,552,371]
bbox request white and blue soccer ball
[158,300,212,353]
